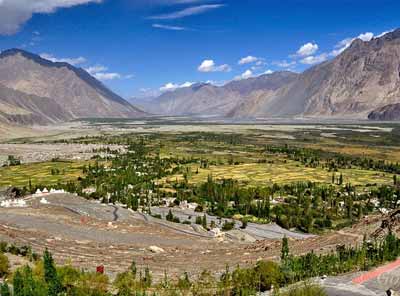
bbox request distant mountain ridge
[137,29,400,121]
[132,71,298,116]
[229,29,400,119]
[0,49,144,125]
[3,27,400,125]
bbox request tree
[43,249,62,296]
[166,209,174,222]
[177,272,191,292]
[0,252,10,277]
[339,173,343,185]
[114,271,137,296]
[0,283,11,296]
[12,270,23,296]
[7,155,21,166]
[281,236,290,261]
[241,219,248,229]
[142,267,152,288]
[130,260,137,278]
[202,214,207,229]
[254,261,282,292]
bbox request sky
[0,0,399,98]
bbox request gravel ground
[0,143,125,164]
[151,207,314,240]
[0,193,383,283]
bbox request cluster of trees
[167,164,400,233]
[2,155,21,167]
[0,249,109,296]
[173,176,378,233]
[0,248,327,296]
[3,231,400,295]
[265,145,400,174]
[176,132,247,146]
[10,136,399,235]
[280,232,400,285]
[25,139,197,211]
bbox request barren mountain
[135,83,243,116]
[0,49,144,125]
[134,71,298,116]
[368,103,400,121]
[230,29,400,119]
[0,83,69,125]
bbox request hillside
[368,103,400,121]
[230,29,400,119]
[133,72,298,116]
[0,49,144,125]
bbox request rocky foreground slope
[0,49,144,125]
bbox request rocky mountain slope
[0,49,144,125]
[134,71,298,116]
[0,84,69,125]
[230,29,400,119]
[368,103,400,121]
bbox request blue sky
[0,0,399,98]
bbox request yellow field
[163,160,392,187]
[0,161,86,188]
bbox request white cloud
[296,42,318,57]
[40,53,87,66]
[197,60,232,73]
[172,0,207,3]
[152,23,187,31]
[198,59,231,72]
[238,55,261,65]
[160,81,194,92]
[0,0,102,35]
[377,29,394,38]
[148,4,224,20]
[264,69,273,74]
[300,53,328,65]
[86,65,107,75]
[273,60,296,68]
[93,72,121,81]
[330,31,375,57]
[137,87,161,98]
[85,64,130,81]
[235,69,254,80]
[358,32,374,42]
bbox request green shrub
[222,221,235,231]
[0,242,7,253]
[279,283,327,296]
[0,253,10,277]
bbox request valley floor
[1,118,400,294]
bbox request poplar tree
[281,236,290,261]
[43,249,62,296]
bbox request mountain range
[2,29,400,126]
[0,49,144,125]
[133,29,400,121]
[130,71,298,117]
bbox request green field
[0,161,86,188]
[163,160,392,187]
